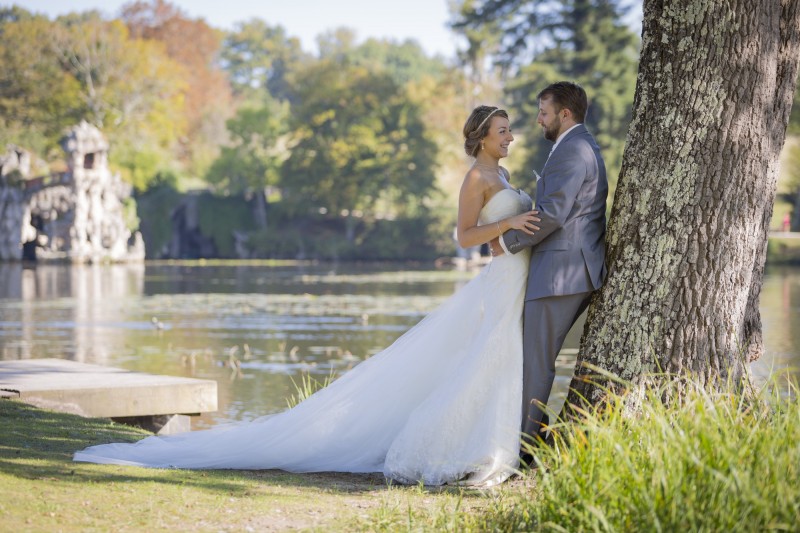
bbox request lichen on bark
[566,0,800,412]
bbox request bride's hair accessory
[475,108,499,134]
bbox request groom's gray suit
[501,123,608,441]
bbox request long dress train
[74,189,532,487]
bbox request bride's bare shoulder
[460,166,489,192]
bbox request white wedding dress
[74,188,532,487]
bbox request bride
[74,105,540,487]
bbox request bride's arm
[456,170,539,249]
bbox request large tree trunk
[569,0,800,406]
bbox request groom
[490,81,608,454]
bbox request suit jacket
[502,124,608,300]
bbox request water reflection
[0,262,797,428]
[0,262,476,427]
[754,266,800,385]
[0,263,145,363]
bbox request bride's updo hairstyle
[463,105,509,157]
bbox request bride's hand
[506,210,540,235]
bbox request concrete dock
[0,358,217,434]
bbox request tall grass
[286,365,800,531]
[286,370,338,408]
[473,375,800,532]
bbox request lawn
[3,376,798,532]
[0,400,513,531]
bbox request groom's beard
[543,116,562,142]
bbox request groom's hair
[537,82,587,123]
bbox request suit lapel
[542,124,588,172]
[539,125,589,201]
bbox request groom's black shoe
[518,414,555,472]
[518,451,535,471]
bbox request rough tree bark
[569,0,800,406]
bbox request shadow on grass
[1,400,473,497]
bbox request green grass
[0,400,488,532]
[286,370,338,409]
[459,377,800,532]
[4,376,799,531]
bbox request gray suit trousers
[521,290,591,442]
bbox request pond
[0,262,797,429]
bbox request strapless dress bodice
[478,188,532,225]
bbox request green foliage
[0,127,54,163]
[221,18,308,101]
[196,193,258,257]
[246,223,355,260]
[0,9,85,156]
[348,377,800,530]
[0,7,189,188]
[344,35,472,207]
[286,370,338,409]
[448,0,505,103]
[346,36,449,86]
[134,185,184,258]
[121,1,234,178]
[51,16,187,140]
[789,86,800,135]
[121,197,140,232]
[213,27,464,254]
[358,214,455,261]
[242,205,453,261]
[205,95,289,195]
[137,188,257,259]
[281,51,439,237]
[783,141,800,195]
[454,0,639,196]
[767,234,800,264]
[110,143,172,192]
[471,378,800,531]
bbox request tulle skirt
[75,251,529,486]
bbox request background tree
[449,0,504,109]
[205,94,289,229]
[220,18,307,103]
[0,7,83,157]
[453,0,639,195]
[569,0,800,406]
[44,12,187,189]
[121,0,233,176]
[206,96,288,195]
[281,34,438,243]
[344,36,474,204]
[346,37,449,86]
[206,18,308,230]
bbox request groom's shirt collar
[551,123,583,153]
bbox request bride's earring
[481,141,485,151]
